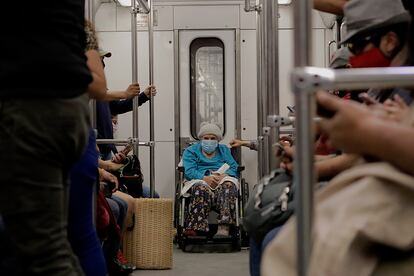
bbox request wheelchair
[174,145,249,253]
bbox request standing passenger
[67,20,108,276]
[0,1,91,275]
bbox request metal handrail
[292,66,414,92]
[96,138,152,146]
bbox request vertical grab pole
[256,0,265,180]
[131,0,140,155]
[263,0,279,172]
[148,0,155,197]
[293,0,314,275]
[259,0,270,176]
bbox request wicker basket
[123,198,173,269]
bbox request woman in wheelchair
[182,123,239,238]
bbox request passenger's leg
[68,131,107,276]
[112,191,135,232]
[103,198,133,275]
[215,181,238,234]
[185,183,212,233]
[102,198,121,268]
[251,227,282,276]
[0,96,89,276]
[110,195,128,231]
[249,227,282,276]
[105,198,120,225]
[249,237,262,276]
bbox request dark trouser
[68,130,107,276]
[0,95,89,276]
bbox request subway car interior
[2,0,414,275]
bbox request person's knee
[222,181,237,190]
[106,198,120,220]
[112,196,128,213]
[193,182,210,192]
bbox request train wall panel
[174,5,239,29]
[240,29,258,187]
[116,5,174,31]
[95,3,117,32]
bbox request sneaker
[117,250,136,270]
[109,258,134,276]
[214,225,230,239]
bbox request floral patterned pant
[185,181,238,232]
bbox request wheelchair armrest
[237,166,245,173]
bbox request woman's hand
[203,175,221,189]
[99,169,119,192]
[100,160,123,172]
[382,94,409,122]
[316,91,379,155]
[112,152,127,164]
[229,139,248,148]
[123,83,140,99]
[144,85,157,98]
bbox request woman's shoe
[214,225,230,239]
[108,258,134,276]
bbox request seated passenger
[263,0,414,275]
[182,123,239,237]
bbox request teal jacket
[182,143,239,180]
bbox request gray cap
[329,47,351,69]
[340,0,411,44]
[198,122,223,141]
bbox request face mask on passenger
[201,140,218,154]
[349,47,392,68]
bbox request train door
[179,30,236,149]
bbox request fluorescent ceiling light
[114,0,132,7]
[278,0,292,4]
[114,0,149,13]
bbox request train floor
[132,247,250,276]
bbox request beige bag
[262,162,414,276]
[123,198,174,269]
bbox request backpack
[243,169,295,242]
[114,155,143,198]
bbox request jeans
[0,95,89,276]
[249,227,282,276]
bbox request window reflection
[190,38,225,139]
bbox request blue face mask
[201,140,218,154]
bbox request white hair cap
[197,122,223,141]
